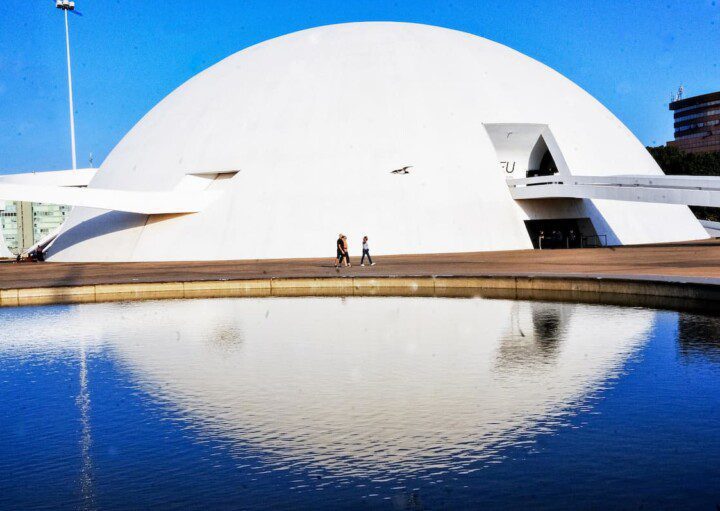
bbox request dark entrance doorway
[524,218,600,249]
[526,149,559,178]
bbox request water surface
[1,297,719,510]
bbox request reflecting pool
[1,297,719,510]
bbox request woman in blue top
[361,236,375,266]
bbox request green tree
[647,146,720,221]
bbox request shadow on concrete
[48,211,148,261]
[582,200,620,246]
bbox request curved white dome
[47,22,705,261]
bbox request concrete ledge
[271,277,354,289]
[353,277,434,292]
[0,274,719,310]
[95,282,184,301]
[270,277,355,296]
[0,289,19,307]
[17,285,96,306]
[183,279,270,298]
[435,276,518,289]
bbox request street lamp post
[56,0,78,170]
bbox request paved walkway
[1,240,720,290]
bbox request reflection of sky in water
[0,297,719,510]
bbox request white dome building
[45,22,706,262]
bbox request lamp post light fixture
[56,0,78,169]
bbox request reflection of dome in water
[6,297,651,479]
[45,22,704,262]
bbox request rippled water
[0,297,719,510]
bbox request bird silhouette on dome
[391,166,413,174]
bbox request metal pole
[64,8,77,170]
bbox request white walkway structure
[0,22,712,261]
[0,168,211,215]
[508,174,720,207]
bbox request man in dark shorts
[335,234,345,268]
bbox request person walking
[335,234,345,268]
[567,229,578,249]
[342,235,351,267]
[361,236,375,266]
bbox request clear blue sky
[0,0,718,173]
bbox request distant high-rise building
[668,91,720,154]
[0,202,71,255]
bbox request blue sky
[0,0,718,173]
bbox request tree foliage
[646,146,720,221]
[647,145,720,176]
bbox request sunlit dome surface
[47,22,705,261]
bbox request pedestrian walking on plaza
[342,235,351,267]
[361,236,375,266]
[335,234,346,268]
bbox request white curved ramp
[0,182,217,215]
[0,168,96,187]
[508,174,720,207]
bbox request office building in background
[668,90,720,154]
[0,202,71,255]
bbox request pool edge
[2,275,719,311]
